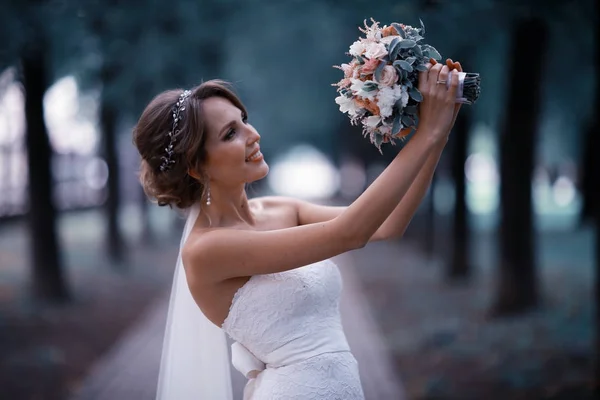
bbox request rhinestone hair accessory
[159,89,192,172]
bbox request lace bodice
[221,259,364,399]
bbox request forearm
[334,131,440,246]
[376,140,446,239]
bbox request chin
[248,161,269,182]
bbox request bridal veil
[156,203,233,399]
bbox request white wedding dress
[157,204,365,400]
[223,259,365,399]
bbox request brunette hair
[132,80,247,209]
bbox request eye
[224,127,236,141]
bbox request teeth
[247,151,262,161]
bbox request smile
[245,150,263,162]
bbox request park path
[69,250,406,400]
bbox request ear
[187,167,204,181]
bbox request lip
[245,147,261,161]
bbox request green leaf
[419,18,426,36]
[389,39,402,60]
[394,98,405,111]
[405,57,417,65]
[412,45,423,57]
[402,115,414,127]
[405,105,418,115]
[415,63,429,72]
[363,82,378,91]
[409,87,423,102]
[399,40,416,49]
[394,60,413,72]
[374,61,386,82]
[428,47,441,60]
[392,114,402,135]
[387,37,399,58]
[374,134,383,148]
[356,55,365,64]
[392,23,406,39]
[423,45,441,60]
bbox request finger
[428,63,443,87]
[436,65,450,93]
[447,69,460,99]
[429,57,437,65]
[455,61,463,72]
[446,58,454,70]
[418,62,433,93]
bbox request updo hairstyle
[132,80,247,209]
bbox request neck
[201,182,254,227]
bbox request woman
[133,59,462,399]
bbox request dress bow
[231,341,265,379]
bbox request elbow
[353,237,368,249]
[348,233,369,250]
[378,227,406,242]
[388,231,405,241]
[389,225,408,241]
[340,230,369,250]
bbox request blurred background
[0,0,598,399]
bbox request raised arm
[185,63,459,282]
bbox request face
[200,97,269,187]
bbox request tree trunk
[21,40,69,302]
[592,0,600,391]
[582,108,600,395]
[99,66,126,264]
[423,174,436,258]
[492,17,548,315]
[596,204,600,394]
[448,110,472,280]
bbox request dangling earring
[206,184,211,206]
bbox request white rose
[335,95,359,116]
[349,40,366,57]
[365,115,381,127]
[364,42,388,60]
[350,78,377,101]
[400,85,410,108]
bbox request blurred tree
[13,0,70,301]
[578,0,600,388]
[448,108,473,280]
[75,0,235,259]
[492,17,549,315]
[87,0,129,265]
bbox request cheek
[204,141,247,177]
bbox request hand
[416,59,460,144]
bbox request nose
[246,127,260,145]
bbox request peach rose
[377,65,398,86]
[360,58,380,76]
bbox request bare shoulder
[182,195,302,281]
[249,195,299,211]
[249,195,299,224]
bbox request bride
[132,59,462,399]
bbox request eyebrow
[218,120,236,138]
[217,110,246,138]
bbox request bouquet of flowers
[333,18,481,151]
